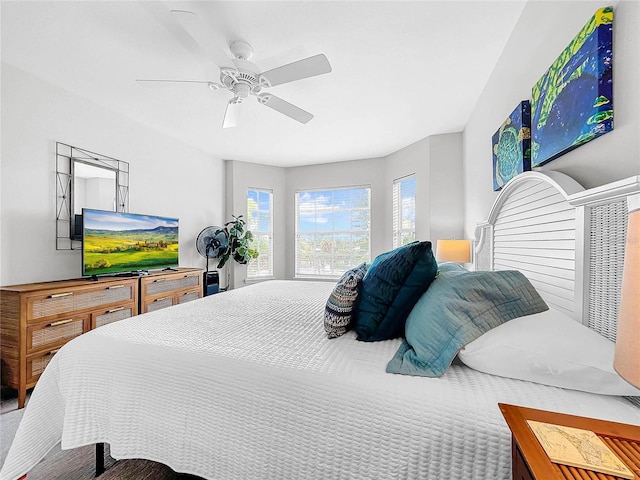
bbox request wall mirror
[56,142,129,250]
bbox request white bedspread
[1,280,639,480]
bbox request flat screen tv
[82,208,179,277]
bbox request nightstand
[499,403,640,480]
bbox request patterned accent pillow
[324,263,369,338]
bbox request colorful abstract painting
[531,7,613,167]
[492,101,531,191]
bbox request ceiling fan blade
[136,79,220,88]
[170,10,235,70]
[223,99,242,128]
[257,94,313,124]
[259,54,332,88]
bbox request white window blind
[295,186,371,277]
[392,175,416,248]
[247,188,273,278]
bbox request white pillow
[457,308,640,396]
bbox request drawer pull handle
[50,292,73,298]
[107,285,125,290]
[107,307,125,314]
[154,297,168,302]
[184,274,198,278]
[153,278,166,283]
[48,348,61,356]
[49,319,75,327]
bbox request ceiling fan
[137,10,332,128]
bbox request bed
[1,171,640,480]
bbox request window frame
[246,188,274,279]
[294,185,371,279]
[392,174,417,248]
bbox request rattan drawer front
[27,349,58,384]
[145,274,201,296]
[29,284,134,319]
[178,291,200,304]
[27,316,88,353]
[146,297,174,312]
[94,306,134,328]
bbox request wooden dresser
[1,268,203,408]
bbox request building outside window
[247,188,273,278]
[295,186,371,277]
[392,175,416,248]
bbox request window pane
[393,175,416,248]
[295,186,371,278]
[247,189,273,278]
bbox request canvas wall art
[492,100,531,191]
[531,7,613,167]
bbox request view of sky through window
[295,186,370,277]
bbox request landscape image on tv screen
[82,209,179,276]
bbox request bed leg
[95,443,105,477]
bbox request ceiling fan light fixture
[223,97,242,128]
[142,11,332,128]
[233,83,251,98]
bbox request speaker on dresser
[204,271,219,296]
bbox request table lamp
[613,196,640,388]
[436,239,471,264]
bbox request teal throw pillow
[355,241,438,342]
[386,269,548,377]
[437,262,467,275]
[324,263,369,338]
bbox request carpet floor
[1,393,203,480]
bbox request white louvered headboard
[474,171,640,342]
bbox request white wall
[281,133,463,280]
[0,64,224,285]
[224,133,464,285]
[224,160,287,289]
[463,0,640,238]
[385,133,464,250]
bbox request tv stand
[0,268,202,408]
[0,276,139,408]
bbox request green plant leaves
[215,214,259,269]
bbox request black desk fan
[196,226,228,295]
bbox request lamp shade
[613,198,640,388]
[436,239,471,263]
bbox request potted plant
[215,215,259,269]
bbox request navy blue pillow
[354,241,438,341]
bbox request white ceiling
[1,0,526,167]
